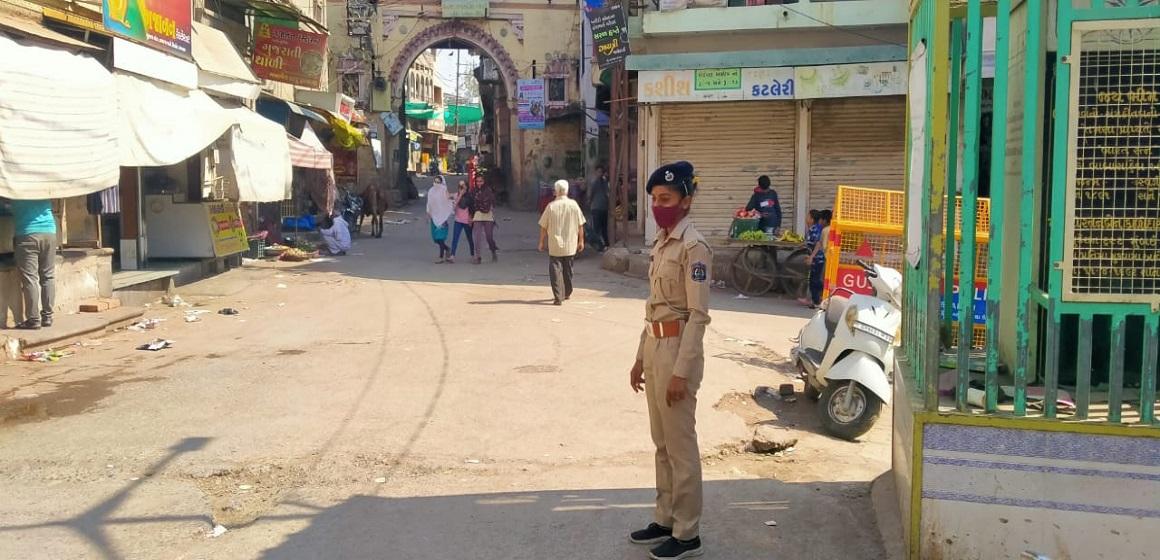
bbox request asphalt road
[0,206,892,559]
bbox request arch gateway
[329,4,587,208]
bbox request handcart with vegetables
[726,210,811,298]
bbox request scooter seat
[824,295,852,335]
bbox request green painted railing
[901,0,1160,426]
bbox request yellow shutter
[657,101,797,242]
[808,96,906,212]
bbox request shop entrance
[387,20,520,203]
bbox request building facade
[625,0,910,243]
[0,0,340,326]
[328,0,587,207]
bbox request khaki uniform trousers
[642,333,703,541]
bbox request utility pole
[454,48,461,138]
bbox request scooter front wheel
[817,381,883,441]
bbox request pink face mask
[652,205,684,230]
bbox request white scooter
[792,260,902,441]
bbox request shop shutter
[658,101,796,242]
[808,96,906,212]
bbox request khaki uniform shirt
[635,217,713,379]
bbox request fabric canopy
[288,125,333,169]
[325,112,366,150]
[217,101,292,202]
[0,33,120,199]
[115,72,235,167]
[443,104,484,125]
[405,101,437,120]
[192,22,261,101]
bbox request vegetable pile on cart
[726,206,811,297]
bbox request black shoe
[40,316,52,328]
[14,319,41,330]
[629,523,672,545]
[553,300,562,306]
[649,537,704,559]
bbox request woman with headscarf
[426,176,455,263]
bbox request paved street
[0,207,892,559]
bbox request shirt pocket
[657,258,685,303]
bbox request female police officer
[628,161,711,560]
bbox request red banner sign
[252,20,327,88]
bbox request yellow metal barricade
[823,185,990,348]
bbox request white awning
[0,33,119,199]
[114,71,235,167]
[192,22,261,101]
[288,125,333,169]
[217,101,292,202]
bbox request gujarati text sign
[102,0,191,57]
[252,20,328,89]
[442,0,488,18]
[589,4,630,67]
[205,202,248,257]
[1065,37,1160,302]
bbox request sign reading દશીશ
[102,0,191,57]
[252,19,328,89]
[589,3,630,67]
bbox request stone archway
[387,20,520,106]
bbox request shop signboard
[205,202,248,257]
[742,67,795,100]
[442,0,488,18]
[252,19,328,89]
[589,3,630,67]
[102,0,192,57]
[638,62,903,103]
[517,79,546,130]
[793,61,907,99]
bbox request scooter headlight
[844,306,859,330]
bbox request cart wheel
[730,247,777,297]
[779,248,811,299]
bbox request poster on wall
[517,79,546,130]
[252,19,328,88]
[102,0,192,57]
[589,3,630,67]
[205,202,248,257]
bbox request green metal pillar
[985,0,1011,413]
[956,0,984,412]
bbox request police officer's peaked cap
[646,161,697,196]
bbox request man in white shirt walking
[538,179,586,305]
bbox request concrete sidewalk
[1,305,144,361]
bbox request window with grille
[1063,20,1160,304]
[548,77,567,106]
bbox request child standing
[802,210,831,308]
[798,210,822,307]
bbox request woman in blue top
[7,199,57,329]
